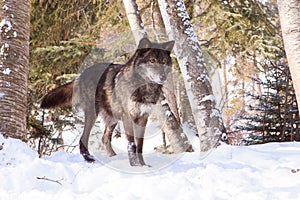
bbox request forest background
[27,0,299,156]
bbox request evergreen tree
[237,52,300,145]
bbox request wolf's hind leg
[101,121,117,157]
[80,110,97,163]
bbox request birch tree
[0,0,30,140]
[277,0,300,115]
[123,0,147,44]
[158,0,224,151]
[122,0,192,153]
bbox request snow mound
[0,134,37,166]
[1,134,300,199]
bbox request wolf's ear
[163,40,175,52]
[138,37,152,49]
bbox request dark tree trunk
[0,0,30,140]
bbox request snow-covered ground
[1,132,300,200]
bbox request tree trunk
[151,0,165,30]
[277,0,300,116]
[154,94,193,153]
[158,0,224,151]
[222,58,230,130]
[122,0,148,44]
[0,0,30,140]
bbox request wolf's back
[40,81,74,109]
[40,63,113,110]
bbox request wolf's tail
[40,81,75,109]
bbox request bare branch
[36,176,64,186]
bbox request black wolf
[41,38,175,166]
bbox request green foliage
[194,0,281,59]
[237,52,300,145]
[28,0,128,154]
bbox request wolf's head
[131,38,175,85]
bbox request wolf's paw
[129,159,144,167]
[104,145,117,157]
[130,161,151,167]
[82,153,96,163]
[107,151,117,157]
[128,153,150,167]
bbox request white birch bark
[277,0,300,116]
[122,0,147,45]
[158,0,224,151]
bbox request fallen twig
[36,176,63,186]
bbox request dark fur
[41,38,175,166]
[41,82,74,109]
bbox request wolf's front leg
[134,116,149,166]
[124,115,148,166]
[127,141,146,166]
[136,137,147,166]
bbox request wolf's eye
[161,59,167,65]
[149,58,157,63]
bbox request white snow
[1,132,300,199]
[210,108,222,119]
[2,67,11,75]
[180,132,186,138]
[0,18,12,33]
[0,43,9,56]
[200,95,216,103]
[0,92,4,98]
[197,74,209,82]
[176,0,199,44]
[0,45,4,56]
[161,99,168,106]
[165,110,172,117]
[2,5,8,10]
